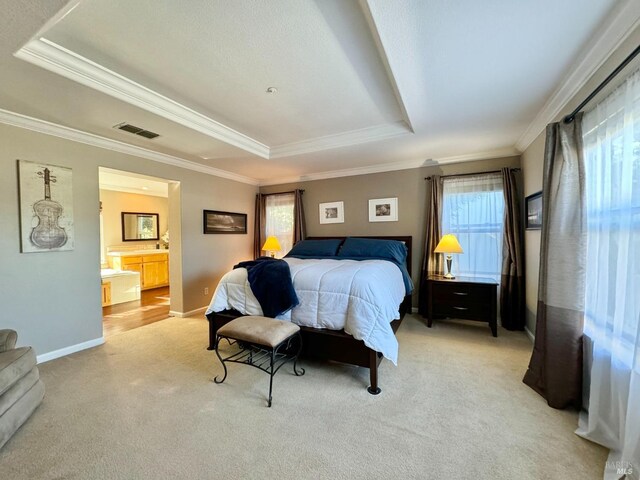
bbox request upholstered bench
[213,316,305,407]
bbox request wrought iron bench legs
[213,332,305,407]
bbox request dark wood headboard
[305,236,412,276]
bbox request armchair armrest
[0,330,17,352]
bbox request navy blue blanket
[234,257,299,318]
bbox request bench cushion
[218,316,300,348]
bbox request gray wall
[261,155,522,306]
[520,25,640,336]
[0,123,256,357]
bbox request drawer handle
[453,306,468,311]
[453,292,468,296]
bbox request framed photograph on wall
[368,197,398,222]
[203,210,247,234]
[319,201,344,224]
[18,160,75,253]
[525,191,543,230]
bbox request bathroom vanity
[108,250,169,290]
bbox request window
[582,70,640,363]
[441,173,505,282]
[265,193,295,257]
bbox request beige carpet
[0,315,606,479]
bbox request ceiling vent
[113,122,160,139]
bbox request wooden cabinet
[426,275,498,336]
[109,253,169,290]
[101,282,112,307]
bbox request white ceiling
[1,0,638,184]
[99,168,169,198]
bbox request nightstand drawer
[431,282,489,303]
[433,301,492,320]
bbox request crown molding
[15,38,270,159]
[515,0,640,151]
[258,147,519,186]
[15,37,417,160]
[14,38,415,160]
[269,121,412,159]
[433,147,520,165]
[258,158,427,186]
[0,108,259,185]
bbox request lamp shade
[434,234,463,254]
[262,236,282,252]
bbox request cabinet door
[101,282,112,307]
[156,260,169,286]
[142,262,159,289]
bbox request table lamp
[434,234,463,279]
[262,236,281,258]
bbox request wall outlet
[204,287,209,295]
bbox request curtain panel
[523,112,587,410]
[500,168,525,330]
[575,68,640,479]
[293,189,306,245]
[418,176,442,316]
[253,193,265,259]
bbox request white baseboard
[169,306,208,318]
[37,336,105,364]
[411,307,418,313]
[525,326,535,343]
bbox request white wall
[0,123,256,358]
[520,25,640,336]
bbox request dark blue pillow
[338,237,407,264]
[287,239,342,257]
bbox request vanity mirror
[121,212,159,241]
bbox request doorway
[98,167,180,337]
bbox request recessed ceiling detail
[3,0,634,183]
[15,38,272,158]
[14,0,414,160]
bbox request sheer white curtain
[577,68,640,480]
[441,173,505,283]
[264,193,295,257]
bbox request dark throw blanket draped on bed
[233,257,299,318]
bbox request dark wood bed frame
[206,236,412,395]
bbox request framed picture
[203,210,247,234]
[368,197,398,222]
[18,160,74,252]
[319,201,344,224]
[525,191,543,230]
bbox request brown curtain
[253,193,265,259]
[523,113,586,409]
[500,168,525,330]
[418,176,443,316]
[293,189,306,244]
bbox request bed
[205,236,412,394]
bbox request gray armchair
[0,330,44,450]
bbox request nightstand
[426,275,499,337]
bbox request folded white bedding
[206,257,405,364]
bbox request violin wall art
[18,160,75,253]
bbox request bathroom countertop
[107,250,169,257]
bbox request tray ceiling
[2,0,635,183]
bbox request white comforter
[206,258,405,364]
